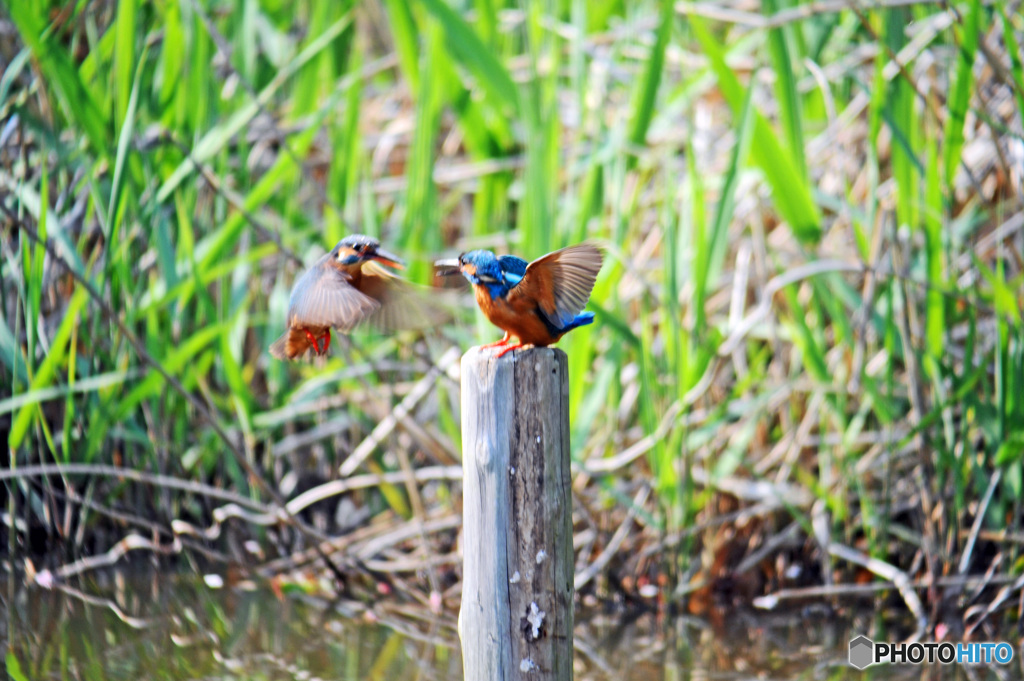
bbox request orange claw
[495,342,524,358]
[321,329,331,354]
[481,332,512,350]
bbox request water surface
[2,572,1006,680]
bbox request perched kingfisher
[270,234,410,360]
[435,243,603,357]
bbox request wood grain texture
[459,346,574,681]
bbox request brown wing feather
[287,254,380,332]
[512,243,602,328]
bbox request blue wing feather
[498,255,528,274]
[498,254,528,289]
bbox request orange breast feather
[475,285,561,347]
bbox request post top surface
[462,345,568,364]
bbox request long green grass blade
[5,651,28,681]
[0,370,138,416]
[418,0,520,115]
[112,322,229,424]
[689,14,820,244]
[923,138,944,363]
[998,6,1024,131]
[9,288,89,450]
[944,0,980,188]
[6,2,109,154]
[156,12,353,202]
[473,0,498,45]
[763,0,805,178]
[0,48,30,106]
[107,48,146,237]
[696,76,756,331]
[627,0,672,161]
[155,0,183,121]
[384,0,421,95]
[398,21,444,275]
[113,0,137,127]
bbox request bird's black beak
[433,257,461,277]
[371,247,405,270]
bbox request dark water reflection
[2,573,1009,680]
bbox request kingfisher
[270,234,412,360]
[435,243,603,357]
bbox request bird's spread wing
[287,255,380,332]
[359,260,454,331]
[515,244,603,328]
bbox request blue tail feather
[562,311,594,332]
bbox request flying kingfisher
[435,243,603,357]
[270,234,418,360]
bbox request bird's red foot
[481,333,512,350]
[303,329,320,354]
[302,329,331,355]
[495,342,525,358]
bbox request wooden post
[459,346,574,680]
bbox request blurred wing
[517,243,603,328]
[360,261,455,331]
[268,333,290,360]
[287,255,380,332]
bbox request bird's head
[334,234,405,270]
[435,249,509,298]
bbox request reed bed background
[2,0,1023,646]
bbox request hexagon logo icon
[849,635,874,669]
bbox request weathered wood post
[459,346,574,680]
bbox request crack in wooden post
[459,346,574,680]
